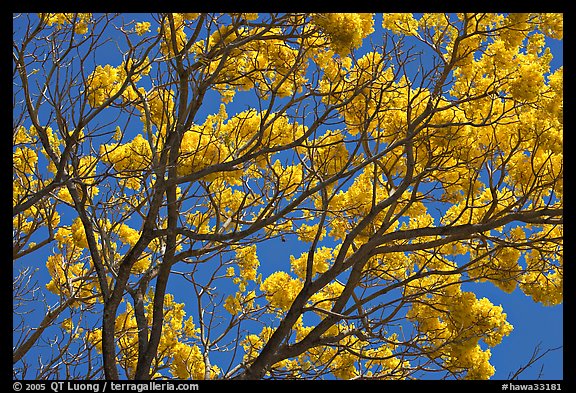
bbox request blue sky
[13,13,563,380]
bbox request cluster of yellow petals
[173,107,307,184]
[311,13,375,55]
[45,254,96,307]
[42,214,158,308]
[13,147,38,175]
[295,222,326,243]
[406,271,514,379]
[85,58,151,108]
[40,13,92,35]
[382,13,419,36]
[260,271,303,311]
[223,290,257,316]
[518,225,562,306]
[300,130,350,180]
[158,13,202,57]
[290,246,333,279]
[134,21,151,36]
[233,245,260,284]
[86,291,219,379]
[324,169,433,245]
[100,134,152,177]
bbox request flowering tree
[13,13,562,380]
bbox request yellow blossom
[260,271,303,311]
[135,21,151,36]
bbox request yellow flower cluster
[30,126,63,165]
[178,129,229,178]
[327,169,377,221]
[442,187,515,227]
[100,134,152,173]
[140,88,175,134]
[527,32,546,55]
[442,35,561,204]
[271,160,303,199]
[363,252,411,281]
[519,225,562,306]
[381,13,419,36]
[223,290,256,316]
[130,255,152,275]
[159,13,188,57]
[85,59,151,108]
[509,57,548,102]
[45,254,96,307]
[233,245,260,283]
[74,156,99,182]
[134,21,151,36]
[71,217,90,249]
[215,186,249,216]
[324,168,429,244]
[175,105,229,179]
[263,220,293,238]
[176,108,306,185]
[446,345,496,380]
[61,318,74,333]
[117,223,140,246]
[308,281,345,314]
[192,26,309,101]
[185,211,211,234]
[316,47,406,143]
[496,13,561,50]
[41,13,92,35]
[308,322,408,379]
[240,315,409,379]
[338,52,397,137]
[13,204,61,243]
[362,341,408,379]
[545,66,563,120]
[301,130,349,179]
[86,291,218,379]
[86,65,122,107]
[13,147,37,175]
[469,247,523,293]
[241,326,276,364]
[295,222,326,243]
[406,274,513,379]
[221,109,307,152]
[311,13,374,55]
[230,13,259,21]
[290,246,333,279]
[223,243,261,316]
[536,13,563,39]
[14,125,59,220]
[260,271,303,311]
[520,266,563,306]
[13,125,33,145]
[169,343,205,379]
[56,159,100,206]
[43,213,160,306]
[181,13,201,21]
